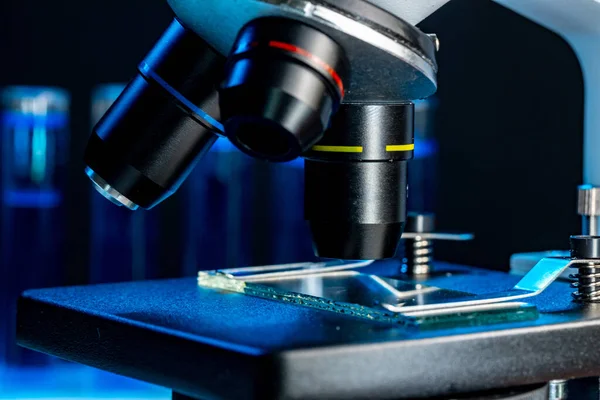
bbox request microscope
[15,0,600,399]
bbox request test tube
[89,84,160,283]
[0,86,70,365]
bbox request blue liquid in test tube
[0,86,70,365]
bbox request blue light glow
[210,138,237,153]
[414,138,438,159]
[92,84,126,104]
[224,59,251,87]
[0,86,69,106]
[1,112,68,129]
[3,189,62,208]
[283,158,304,168]
[0,363,169,399]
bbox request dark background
[0,0,583,278]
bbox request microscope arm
[397,0,599,186]
[363,0,452,24]
[493,0,600,187]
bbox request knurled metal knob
[578,185,600,216]
[405,212,435,233]
[570,235,600,259]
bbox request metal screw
[548,379,568,400]
[578,185,600,236]
[427,33,440,51]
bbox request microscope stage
[16,263,600,399]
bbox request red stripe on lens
[267,40,345,97]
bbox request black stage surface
[16,263,600,399]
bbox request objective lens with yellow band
[304,102,414,162]
[386,144,415,152]
[303,102,415,260]
[311,145,363,153]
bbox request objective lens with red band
[220,17,349,162]
[233,40,345,97]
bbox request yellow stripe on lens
[312,145,363,153]
[386,144,415,152]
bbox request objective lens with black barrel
[220,17,349,162]
[84,19,225,210]
[304,103,414,260]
